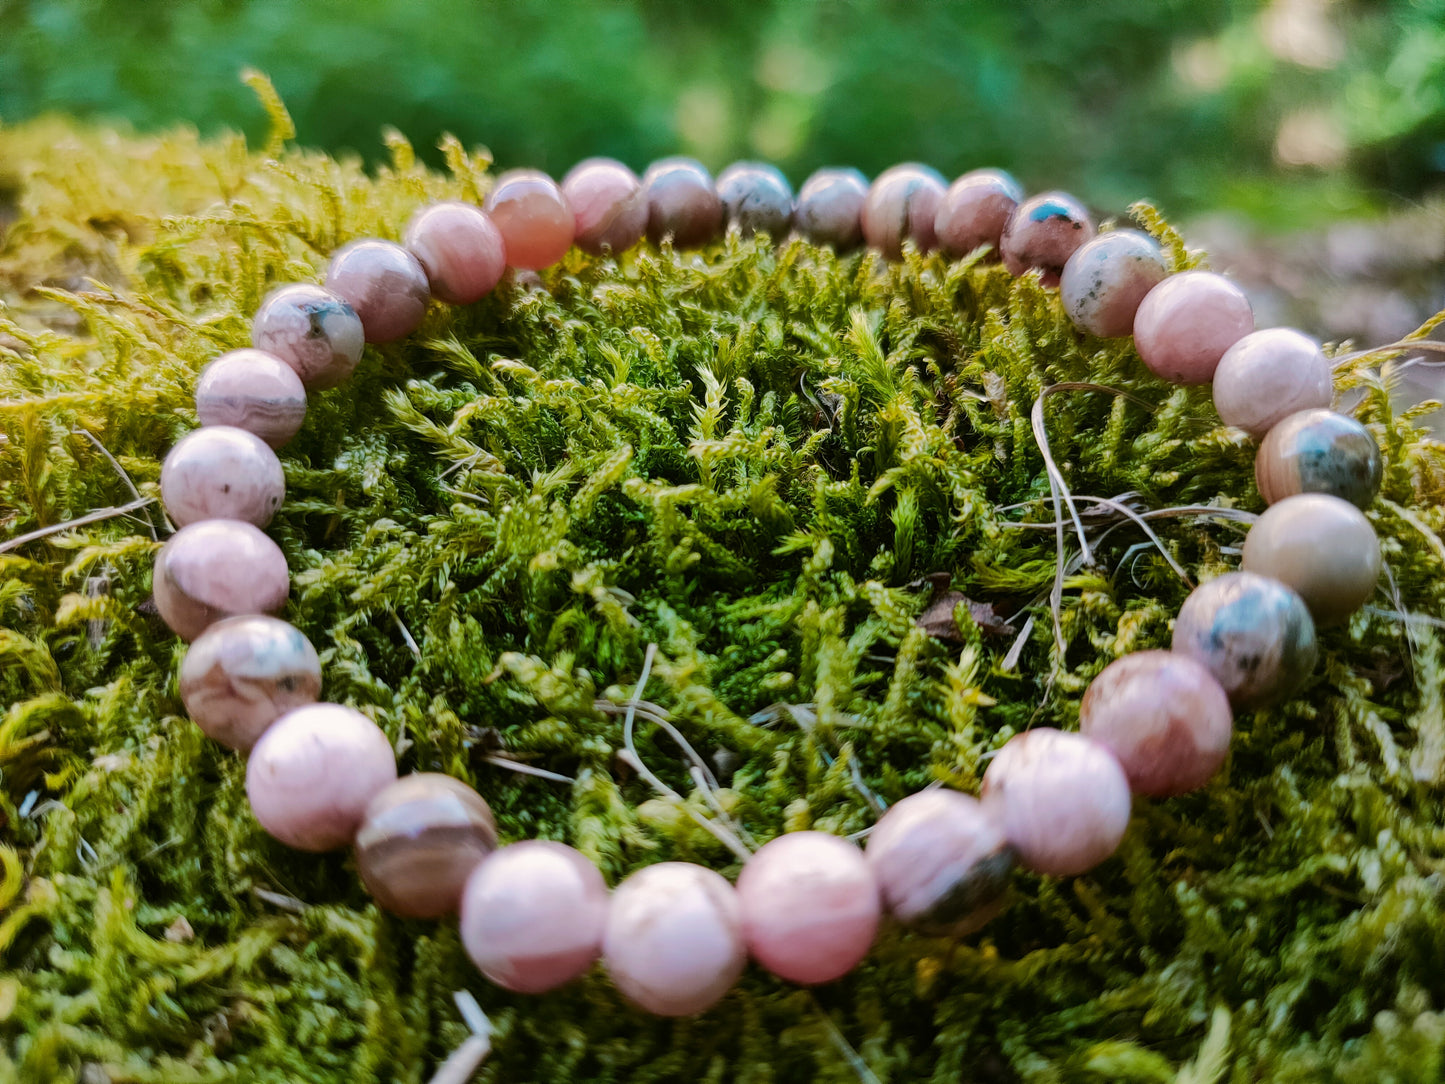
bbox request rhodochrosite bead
[561,157,648,254]
[1060,229,1170,338]
[251,284,365,390]
[642,157,724,248]
[160,426,285,529]
[195,348,307,450]
[860,163,946,258]
[461,841,611,993]
[1255,408,1382,509]
[153,520,289,642]
[179,614,321,751]
[245,703,397,851]
[1171,572,1318,708]
[736,832,879,985]
[1079,651,1233,797]
[354,773,499,918]
[999,191,1095,287]
[483,169,575,270]
[934,168,1022,259]
[603,862,745,1016]
[864,789,1013,935]
[1132,271,1254,384]
[793,166,868,250]
[325,239,430,343]
[403,201,507,305]
[1242,493,1381,625]
[1213,328,1332,437]
[981,728,1131,876]
[716,161,794,238]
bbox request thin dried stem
[0,496,156,555]
[480,756,575,784]
[73,427,162,539]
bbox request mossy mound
[4,94,1445,1084]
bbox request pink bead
[160,426,285,529]
[999,192,1095,286]
[1213,328,1333,437]
[403,202,507,305]
[484,169,576,270]
[195,349,307,450]
[460,841,610,993]
[1079,651,1233,798]
[736,832,879,985]
[325,240,430,343]
[1132,271,1254,384]
[251,284,365,390]
[603,862,745,1016]
[934,168,1022,259]
[153,520,289,642]
[1059,229,1170,338]
[562,158,648,255]
[860,163,946,258]
[245,703,396,851]
[642,158,723,248]
[980,728,1131,877]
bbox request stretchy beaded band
[155,156,1384,1020]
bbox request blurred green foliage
[2,0,1444,227]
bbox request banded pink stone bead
[403,202,507,305]
[1213,328,1333,437]
[603,862,745,1016]
[642,157,723,249]
[716,161,793,239]
[195,348,307,450]
[251,284,365,390]
[1241,493,1381,625]
[153,520,289,642]
[160,426,285,529]
[325,239,430,343]
[736,832,879,985]
[1060,229,1170,338]
[461,840,610,993]
[561,157,648,255]
[484,169,576,270]
[860,163,946,258]
[793,167,868,251]
[245,703,397,852]
[1132,271,1254,384]
[999,192,1095,287]
[934,168,1022,259]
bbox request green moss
[4,88,1445,1083]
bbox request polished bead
[1255,408,1382,509]
[1241,493,1381,625]
[1214,328,1333,437]
[483,169,576,270]
[715,161,793,239]
[999,191,1095,287]
[195,348,307,450]
[250,284,365,390]
[325,239,430,343]
[1133,271,1254,384]
[245,703,397,851]
[179,615,321,751]
[860,163,946,258]
[642,157,723,248]
[736,832,878,985]
[461,841,610,993]
[980,728,1131,877]
[354,773,498,918]
[403,201,507,305]
[1079,651,1233,798]
[865,789,1013,934]
[153,520,289,642]
[1172,572,1318,709]
[561,157,648,254]
[933,168,1022,259]
[1060,229,1170,338]
[160,426,285,529]
[793,167,868,250]
[603,862,745,1016]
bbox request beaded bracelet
[153,155,1384,1021]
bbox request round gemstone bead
[793,167,868,250]
[250,284,365,390]
[402,201,507,305]
[980,728,1131,877]
[715,161,794,239]
[483,169,576,270]
[561,157,648,255]
[933,168,1022,259]
[179,615,321,751]
[864,789,1013,935]
[1133,271,1254,384]
[160,426,285,529]
[999,191,1095,286]
[603,862,745,1016]
[245,703,397,852]
[354,773,499,918]
[860,163,946,258]
[1079,651,1233,798]
[642,157,723,248]
[1255,408,1382,510]
[736,832,879,985]
[195,348,307,450]
[1213,328,1333,437]
[461,841,611,994]
[1172,571,1318,709]
[1241,493,1381,625]
[325,239,430,343]
[153,520,289,642]
[1059,229,1170,338]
